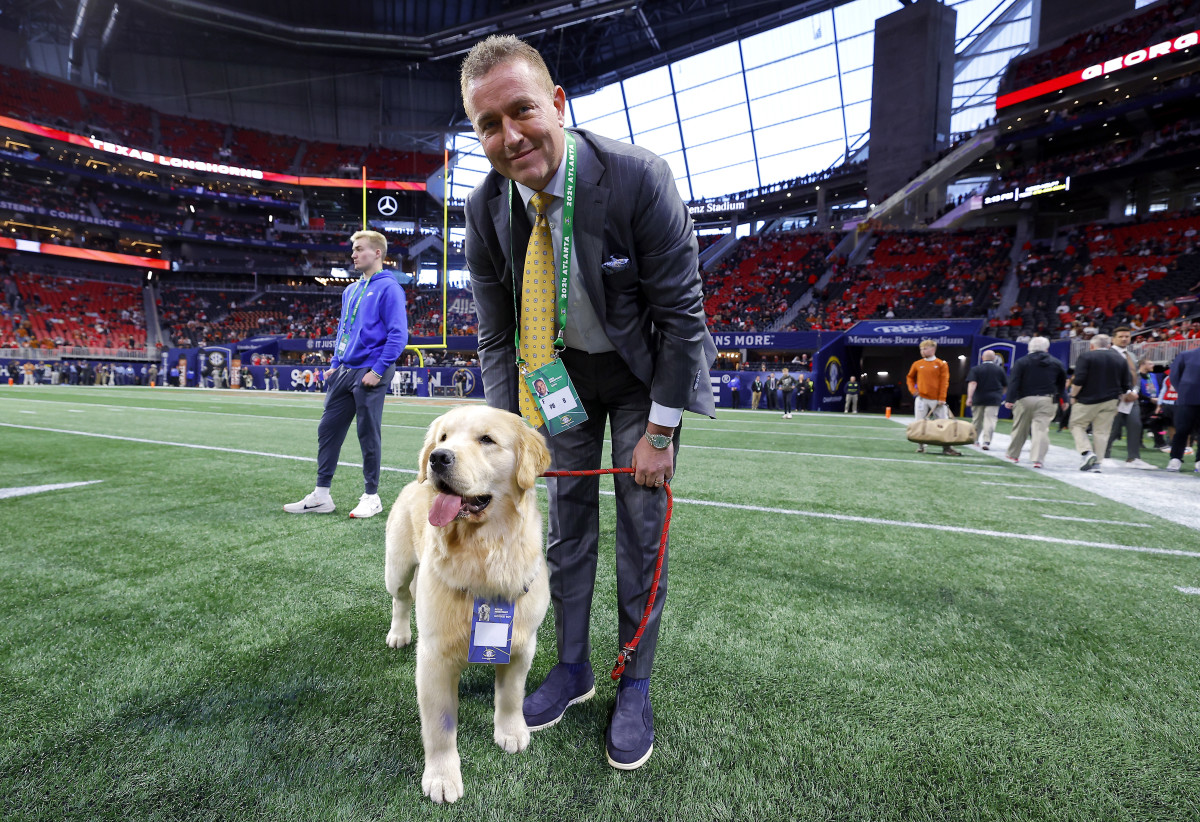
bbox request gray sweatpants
[316,365,395,494]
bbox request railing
[0,346,157,361]
[1069,337,1200,365]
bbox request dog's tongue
[429,492,464,527]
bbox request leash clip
[610,645,637,681]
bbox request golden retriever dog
[384,405,551,804]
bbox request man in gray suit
[461,34,716,771]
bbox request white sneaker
[284,491,334,514]
[349,493,383,519]
[1166,458,1182,472]
[1126,458,1156,470]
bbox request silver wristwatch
[644,431,672,450]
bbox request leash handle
[540,467,672,681]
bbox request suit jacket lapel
[487,179,518,290]
[572,132,609,320]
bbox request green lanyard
[341,273,373,338]
[509,131,577,371]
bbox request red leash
[540,467,672,681]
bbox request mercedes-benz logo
[377,195,398,216]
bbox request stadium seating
[820,230,1012,328]
[703,232,837,331]
[0,65,88,128]
[7,268,145,349]
[1005,212,1200,339]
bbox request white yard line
[0,480,103,500]
[677,497,1200,559]
[1006,496,1097,506]
[0,423,417,475]
[1174,586,1200,595]
[1041,514,1152,527]
[0,395,432,431]
[3,422,1196,561]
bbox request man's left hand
[361,371,381,387]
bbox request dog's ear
[515,420,551,491]
[417,416,441,483]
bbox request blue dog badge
[468,598,515,664]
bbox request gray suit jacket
[464,128,717,418]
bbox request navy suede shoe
[605,686,654,770]
[523,663,595,731]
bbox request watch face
[646,432,671,449]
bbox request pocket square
[601,255,630,274]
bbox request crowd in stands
[1142,114,1200,163]
[190,216,270,242]
[809,230,1012,330]
[703,231,837,331]
[157,279,476,348]
[406,287,478,337]
[1004,210,1200,341]
[1004,2,1198,91]
[213,292,341,342]
[1,264,146,349]
[158,284,343,347]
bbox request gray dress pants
[542,348,676,680]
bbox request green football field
[2,385,1198,821]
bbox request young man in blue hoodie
[285,230,408,518]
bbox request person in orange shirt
[906,339,962,456]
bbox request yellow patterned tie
[518,191,556,426]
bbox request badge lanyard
[508,131,577,374]
[337,273,372,355]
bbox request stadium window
[443,0,1034,203]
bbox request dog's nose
[429,448,454,472]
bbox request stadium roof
[5,0,868,94]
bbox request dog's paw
[385,625,412,648]
[494,721,530,754]
[422,761,463,804]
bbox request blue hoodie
[329,270,408,376]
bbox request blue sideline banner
[812,333,850,412]
[843,319,985,346]
[710,331,826,350]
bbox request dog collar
[455,570,538,600]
